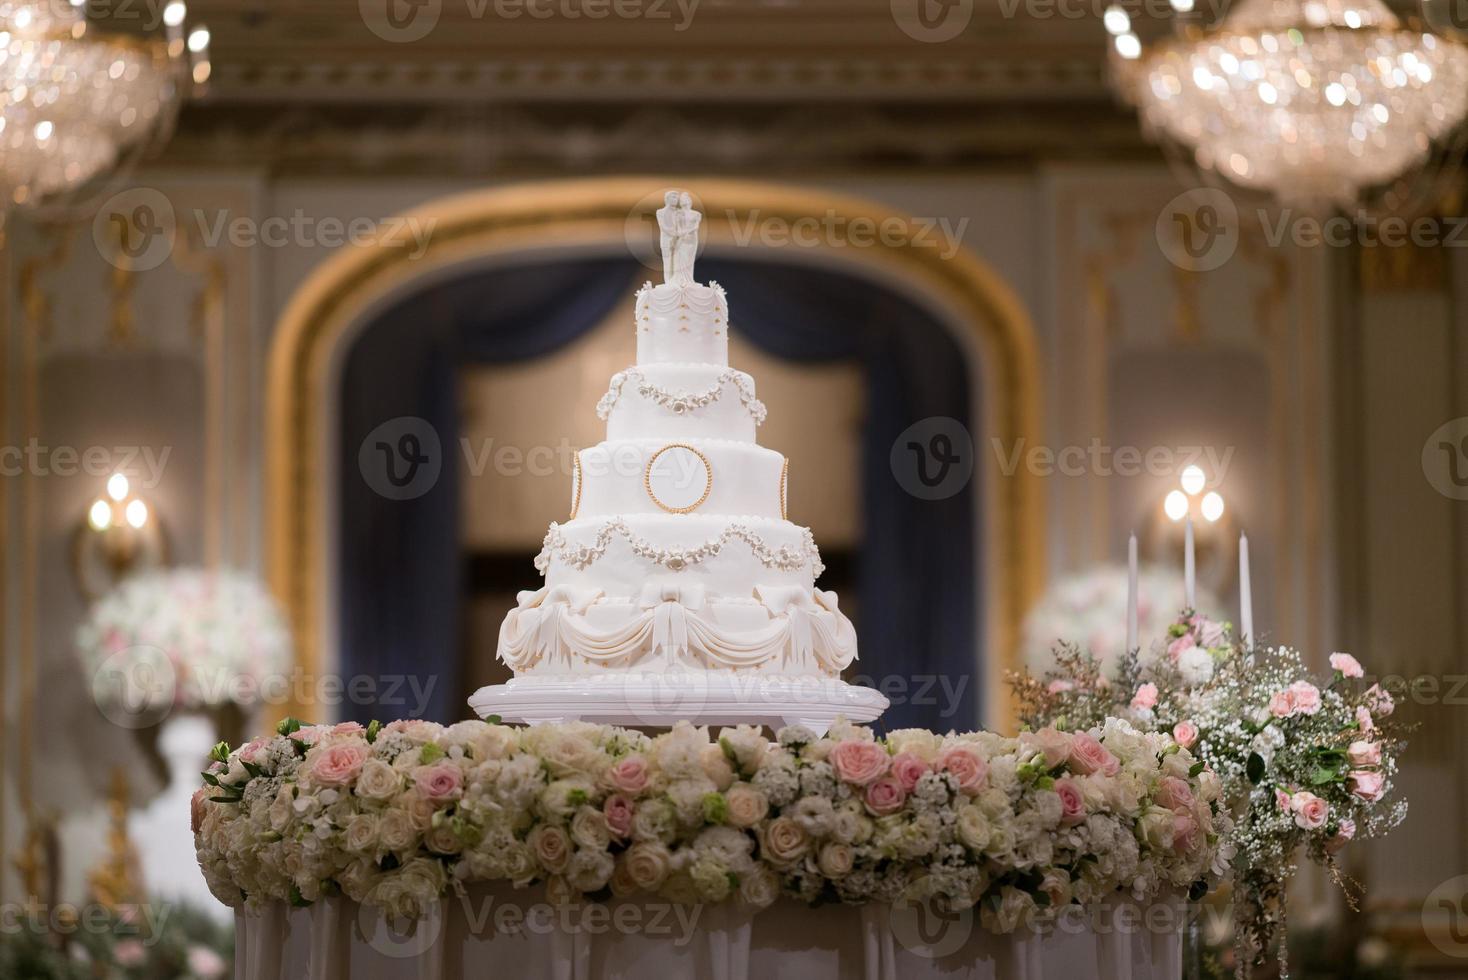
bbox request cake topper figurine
[657,190,701,285]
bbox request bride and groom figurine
[657,190,701,285]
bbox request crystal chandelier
[0,0,210,209]
[1107,0,1468,210]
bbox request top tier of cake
[634,281,729,367]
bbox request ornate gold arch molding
[266,178,1043,729]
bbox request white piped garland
[634,280,727,319]
[536,518,823,577]
[596,366,767,424]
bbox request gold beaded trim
[569,451,583,520]
[644,442,713,514]
[780,458,788,520]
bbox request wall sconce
[1143,464,1238,597]
[73,473,168,599]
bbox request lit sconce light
[1164,489,1189,521]
[73,473,166,598]
[1200,490,1225,523]
[1179,464,1206,496]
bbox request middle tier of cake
[572,439,787,520]
[538,513,820,596]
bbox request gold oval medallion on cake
[644,443,712,514]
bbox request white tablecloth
[234,885,1184,980]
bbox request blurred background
[0,0,1465,974]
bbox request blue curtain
[701,258,978,730]
[338,254,977,730]
[338,258,642,722]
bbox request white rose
[622,842,672,891]
[425,823,461,855]
[356,759,402,801]
[956,805,990,851]
[885,729,942,763]
[761,817,810,867]
[817,842,854,877]
[379,808,417,853]
[530,825,571,873]
[570,806,611,850]
[725,784,769,829]
[738,864,780,909]
[344,814,378,854]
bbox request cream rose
[356,759,402,802]
[725,784,769,829]
[531,825,572,873]
[761,816,810,866]
[622,841,671,891]
[817,842,854,877]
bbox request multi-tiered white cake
[469,191,887,731]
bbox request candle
[1184,518,1196,609]
[1239,532,1253,648]
[1126,532,1139,652]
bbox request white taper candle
[1239,532,1253,648]
[1126,532,1139,652]
[1184,517,1196,609]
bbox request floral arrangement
[77,568,291,711]
[0,901,231,980]
[1021,563,1218,674]
[194,716,1228,933]
[1012,612,1408,977]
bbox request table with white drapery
[233,884,1185,980]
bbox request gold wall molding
[265,178,1043,729]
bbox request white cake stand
[468,673,888,736]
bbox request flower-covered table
[199,717,1222,980]
[233,886,1185,980]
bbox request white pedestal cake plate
[469,672,888,735]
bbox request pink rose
[1067,734,1120,777]
[1330,653,1364,678]
[1324,818,1356,854]
[1167,633,1196,662]
[607,755,650,795]
[1172,813,1200,853]
[413,761,463,803]
[237,738,269,766]
[1347,770,1386,802]
[1275,788,1292,811]
[1364,684,1394,717]
[1290,791,1328,830]
[1155,776,1195,812]
[1023,728,1073,769]
[890,752,930,792]
[1356,706,1374,733]
[1268,689,1296,718]
[1046,679,1074,694]
[936,746,989,795]
[1054,778,1086,827]
[1171,721,1199,749]
[1288,681,1322,716]
[1195,618,1226,648]
[830,739,891,787]
[309,741,370,787]
[863,776,906,816]
[603,793,635,839]
[1131,683,1159,711]
[1347,740,1381,767]
[190,788,208,835]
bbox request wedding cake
[469,191,887,731]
